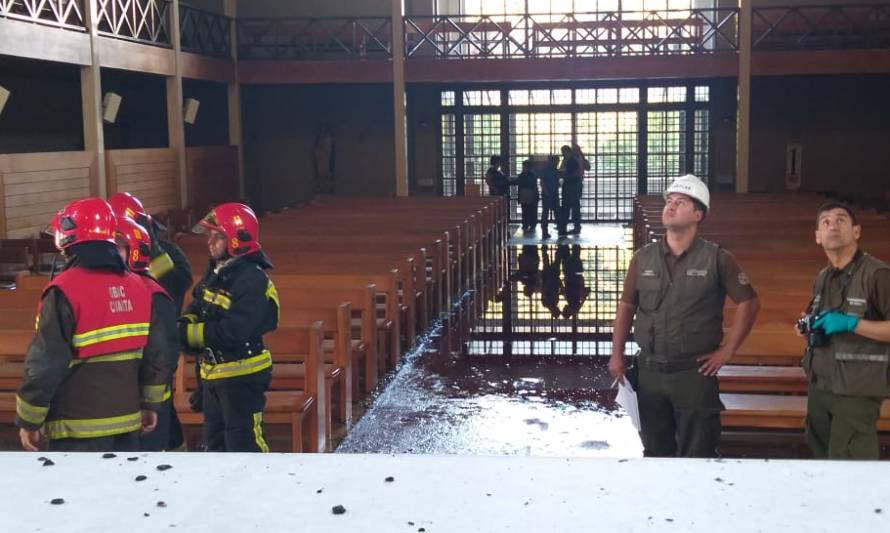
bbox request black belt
[201,340,265,365]
[638,357,699,374]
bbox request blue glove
[813,311,860,335]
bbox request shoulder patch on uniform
[686,269,708,277]
[738,272,750,285]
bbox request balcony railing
[0,0,85,30]
[3,3,889,61]
[405,9,740,59]
[180,4,230,57]
[237,17,392,60]
[96,0,171,47]
[752,4,890,50]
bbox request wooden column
[168,0,188,208]
[736,0,752,193]
[224,0,245,200]
[392,0,409,197]
[82,0,106,197]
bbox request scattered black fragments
[876,509,883,514]
[316,488,323,494]
[41,459,55,467]
[37,457,48,462]
[50,498,64,505]
[102,453,117,459]
[144,513,150,517]
[408,522,415,526]
[332,505,346,515]
[385,476,395,482]
[618,459,629,463]
[135,475,147,482]
[715,478,724,483]
[156,464,173,471]
[418,529,426,532]
[157,502,167,508]
[127,457,139,462]
[665,518,674,523]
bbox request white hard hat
[663,174,710,212]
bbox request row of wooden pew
[0,196,509,452]
[633,192,890,435]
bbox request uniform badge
[738,272,750,285]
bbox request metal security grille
[438,83,710,222]
[576,111,638,220]
[469,233,635,357]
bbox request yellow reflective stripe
[187,323,205,349]
[68,350,143,368]
[73,323,150,348]
[199,350,272,381]
[44,412,142,440]
[16,395,49,425]
[142,384,168,404]
[202,289,232,310]
[149,252,175,279]
[253,411,270,453]
[266,280,280,322]
[181,313,199,324]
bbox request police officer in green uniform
[801,202,890,460]
[610,175,761,457]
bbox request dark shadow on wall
[749,73,890,202]
[241,83,395,213]
[0,57,84,154]
[183,78,229,147]
[101,69,169,150]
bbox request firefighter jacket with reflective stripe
[15,266,170,440]
[149,239,192,314]
[805,252,890,397]
[632,237,726,363]
[45,268,152,359]
[182,255,278,381]
[139,273,180,393]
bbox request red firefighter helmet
[115,216,152,272]
[109,192,153,229]
[192,203,261,256]
[47,197,117,251]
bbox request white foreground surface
[1,452,888,532]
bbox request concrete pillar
[392,0,409,197]
[224,0,246,199]
[168,0,188,208]
[735,0,752,193]
[82,0,106,197]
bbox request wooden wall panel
[0,152,96,238]
[106,148,180,215]
[185,145,239,215]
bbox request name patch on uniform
[686,269,708,277]
[847,297,867,306]
[641,269,657,278]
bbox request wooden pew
[174,322,327,453]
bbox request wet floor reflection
[337,225,643,457]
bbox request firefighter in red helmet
[15,198,168,452]
[110,192,192,450]
[114,216,181,452]
[180,203,279,452]
[108,192,193,312]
